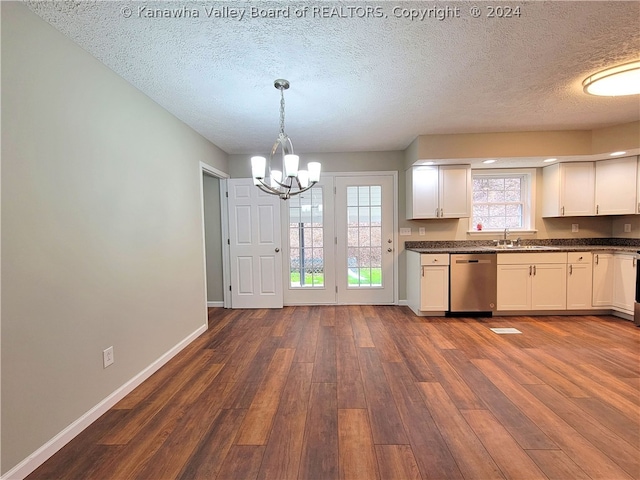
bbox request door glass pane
[346,185,383,287]
[289,187,324,287]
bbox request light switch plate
[419,227,426,236]
[571,224,579,232]
[400,228,412,236]
[624,223,632,233]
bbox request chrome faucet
[504,228,509,242]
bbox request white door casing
[228,178,283,308]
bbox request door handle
[529,265,532,276]
[569,264,573,275]
[595,254,599,265]
[533,265,536,276]
[387,248,393,252]
[275,248,280,253]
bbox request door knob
[387,248,392,252]
[275,248,280,253]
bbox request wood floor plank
[375,445,422,480]
[380,361,463,479]
[236,348,296,445]
[313,325,337,383]
[526,449,591,480]
[215,445,265,480]
[334,305,355,337]
[176,408,247,480]
[409,335,485,409]
[298,382,338,480]
[473,358,635,480]
[461,409,547,479]
[367,317,403,363]
[338,409,380,480]
[573,396,640,448]
[442,348,556,450]
[351,306,375,347]
[257,362,313,480]
[336,336,367,409]
[391,334,437,382]
[357,347,408,445]
[293,309,320,363]
[524,383,640,477]
[417,382,505,479]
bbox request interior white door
[335,175,395,304]
[228,178,283,308]
[282,178,336,305]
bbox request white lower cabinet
[566,252,593,309]
[406,251,449,315]
[497,253,567,311]
[592,253,614,307]
[612,253,637,314]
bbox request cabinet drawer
[567,252,592,264]
[421,254,449,266]
[497,252,567,265]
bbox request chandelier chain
[279,86,286,135]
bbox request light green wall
[1,2,228,474]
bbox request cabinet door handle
[561,206,565,216]
[435,208,439,217]
[595,254,599,265]
[596,205,599,214]
[421,266,425,277]
[529,265,532,276]
[533,265,537,276]
[569,264,573,275]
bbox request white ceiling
[27,1,640,160]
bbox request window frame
[468,168,537,234]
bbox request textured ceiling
[26,1,640,156]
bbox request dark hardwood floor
[28,306,640,479]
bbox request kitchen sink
[482,245,559,250]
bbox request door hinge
[335,286,338,293]
[229,285,232,291]
[227,238,230,245]
[335,237,337,244]
[225,191,229,198]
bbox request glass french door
[335,175,395,304]
[283,174,395,305]
[283,178,336,304]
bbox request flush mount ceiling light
[483,159,497,164]
[610,151,627,156]
[582,61,640,96]
[251,79,321,200]
[544,158,557,163]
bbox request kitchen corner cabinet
[406,165,471,219]
[542,162,595,217]
[612,253,637,314]
[406,251,449,314]
[595,157,638,215]
[592,253,614,307]
[497,252,567,311]
[566,252,593,309]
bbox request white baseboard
[398,299,408,306]
[2,324,208,480]
[207,301,224,308]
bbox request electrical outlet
[571,224,579,233]
[624,223,632,233]
[419,227,426,236]
[103,346,114,368]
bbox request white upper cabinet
[406,165,471,219]
[595,157,638,215]
[542,162,595,217]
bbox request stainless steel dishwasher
[449,253,497,314]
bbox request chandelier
[251,79,321,200]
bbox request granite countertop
[405,238,640,254]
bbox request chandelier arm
[256,178,287,196]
